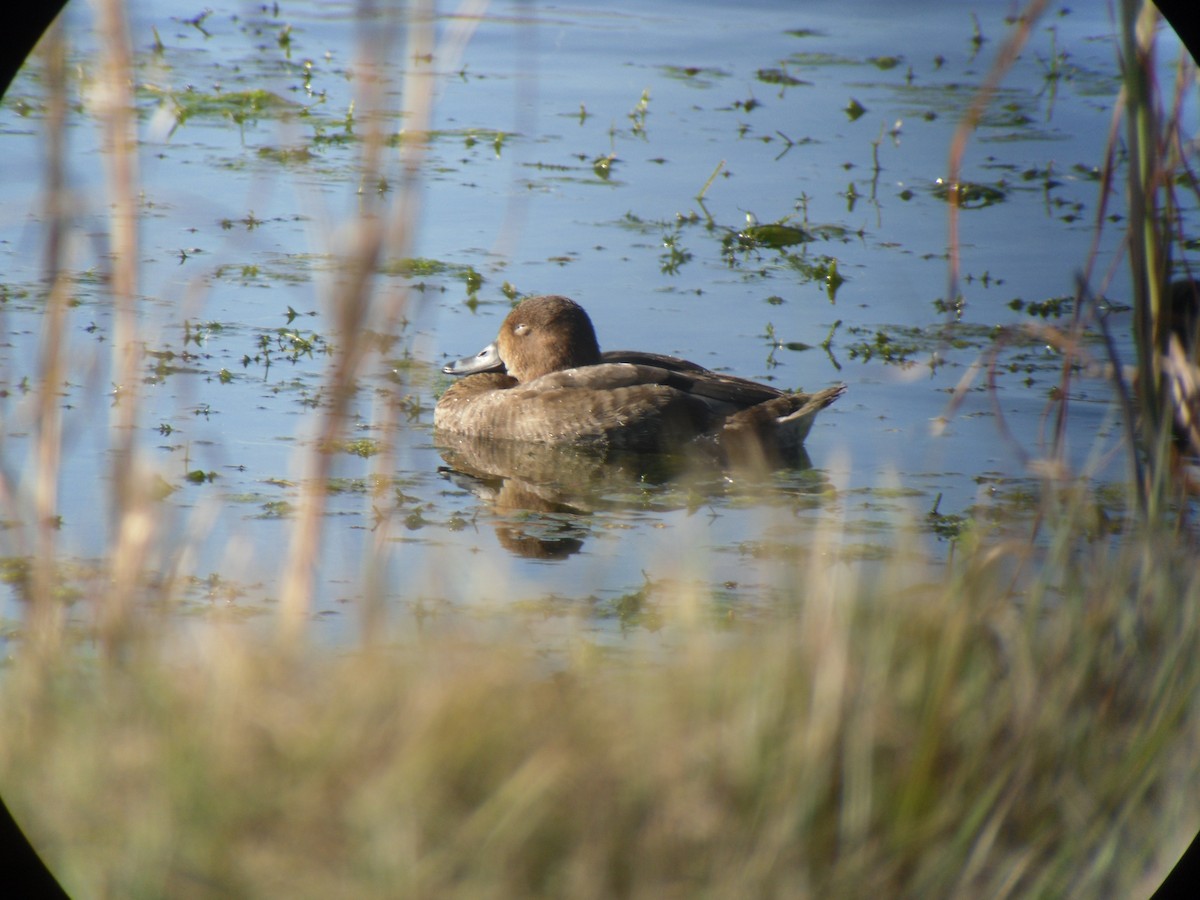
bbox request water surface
[1,0,1194,639]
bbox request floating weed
[256,145,314,165]
[760,327,817,369]
[844,97,867,121]
[155,87,300,135]
[397,127,513,149]
[931,295,966,318]
[602,584,664,633]
[926,493,971,541]
[4,97,41,118]
[184,319,225,348]
[592,154,616,180]
[0,557,95,606]
[1008,295,1072,319]
[381,257,480,286]
[0,284,32,307]
[932,178,1008,208]
[841,319,1083,372]
[392,391,425,422]
[275,329,327,362]
[177,572,259,608]
[72,268,107,286]
[145,349,208,383]
[326,438,381,459]
[784,51,859,67]
[823,258,845,299]
[214,209,309,235]
[779,253,844,300]
[403,508,429,531]
[766,130,816,160]
[255,500,294,519]
[659,65,730,88]
[755,67,809,88]
[961,269,1004,288]
[783,27,825,38]
[730,94,761,113]
[225,491,280,506]
[0,558,33,594]
[276,23,293,56]
[185,470,218,485]
[723,220,813,259]
[150,476,177,501]
[883,81,1039,132]
[628,89,651,138]
[808,222,857,242]
[325,477,390,495]
[966,478,1128,539]
[240,328,331,373]
[659,234,693,275]
[310,126,355,148]
[463,268,483,295]
[742,222,812,247]
[615,211,660,235]
[845,327,925,366]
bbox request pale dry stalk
[95,0,149,650]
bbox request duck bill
[443,341,505,375]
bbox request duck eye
[513,323,530,336]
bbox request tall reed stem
[277,0,441,644]
[94,0,149,652]
[30,21,69,647]
[1121,0,1171,516]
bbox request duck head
[442,294,602,382]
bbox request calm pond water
[1,0,1196,642]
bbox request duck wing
[600,350,710,373]
[599,352,786,407]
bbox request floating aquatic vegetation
[728,221,813,250]
[932,177,1008,208]
[659,64,731,88]
[756,68,809,87]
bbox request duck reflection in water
[435,295,844,558]
[437,439,709,560]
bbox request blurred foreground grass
[3,504,1198,897]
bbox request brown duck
[435,295,845,465]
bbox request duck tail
[720,383,846,469]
